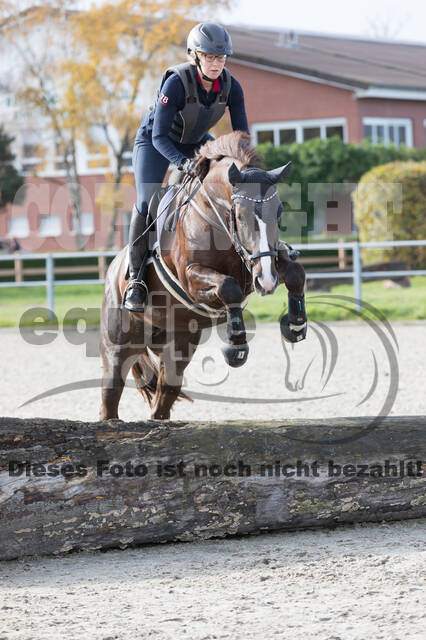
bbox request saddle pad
[144,187,226,318]
[147,186,176,264]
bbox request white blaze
[257,219,276,292]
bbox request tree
[0,126,25,210]
[65,0,230,248]
[365,11,408,40]
[0,2,88,249]
[0,0,229,249]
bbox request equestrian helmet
[187,23,232,56]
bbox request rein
[193,177,279,273]
[131,175,201,245]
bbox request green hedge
[257,137,426,241]
[352,161,426,268]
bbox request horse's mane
[194,131,264,180]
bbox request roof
[226,25,426,91]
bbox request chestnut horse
[100,131,307,420]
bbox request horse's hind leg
[100,340,144,420]
[99,303,143,420]
[150,331,201,420]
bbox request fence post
[338,238,346,269]
[352,242,362,312]
[14,258,23,283]
[98,255,106,280]
[45,254,55,320]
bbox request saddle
[124,179,226,318]
[143,183,226,318]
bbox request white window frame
[39,214,62,237]
[251,117,348,146]
[71,211,95,236]
[7,216,30,238]
[362,117,413,148]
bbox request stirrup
[121,279,148,311]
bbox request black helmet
[187,23,232,56]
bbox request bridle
[230,190,279,271]
[195,178,280,273]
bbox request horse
[100,131,307,421]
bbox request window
[257,130,274,144]
[39,214,62,237]
[122,141,133,167]
[252,118,347,146]
[86,125,110,170]
[326,125,344,139]
[279,128,296,144]
[7,216,29,238]
[72,212,94,236]
[21,130,45,172]
[54,137,72,171]
[1,94,15,109]
[303,126,321,141]
[123,210,131,244]
[362,117,413,148]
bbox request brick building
[226,26,426,148]
[1,24,425,251]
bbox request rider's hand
[179,158,196,176]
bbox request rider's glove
[179,158,196,176]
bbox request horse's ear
[228,162,242,185]
[267,161,292,183]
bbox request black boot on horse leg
[276,246,307,343]
[221,305,249,367]
[280,293,307,343]
[123,205,149,312]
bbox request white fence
[0,241,425,317]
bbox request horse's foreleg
[277,243,308,343]
[185,264,249,367]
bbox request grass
[1,278,425,329]
[247,276,426,323]
[0,285,104,328]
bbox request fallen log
[0,416,425,561]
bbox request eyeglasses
[199,53,227,63]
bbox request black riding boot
[123,205,149,312]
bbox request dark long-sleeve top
[135,68,249,167]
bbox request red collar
[196,70,221,92]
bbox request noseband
[230,191,279,271]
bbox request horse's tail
[131,351,158,407]
[131,350,192,407]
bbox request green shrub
[352,161,426,268]
[256,137,426,241]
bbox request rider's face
[196,51,226,79]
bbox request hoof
[280,314,307,343]
[221,342,249,367]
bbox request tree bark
[0,416,425,561]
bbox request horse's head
[227,161,291,295]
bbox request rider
[124,22,250,311]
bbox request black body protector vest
[156,62,232,144]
